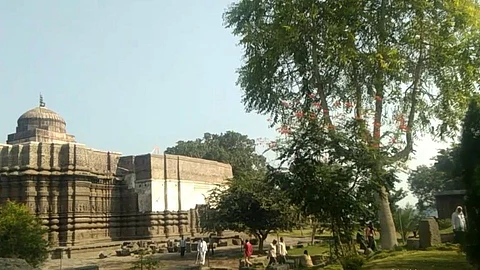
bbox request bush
[340,255,365,270]
[130,251,160,270]
[437,219,451,230]
[0,201,49,267]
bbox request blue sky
[0,1,451,206]
[0,0,276,155]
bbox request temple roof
[18,106,66,124]
[6,96,75,144]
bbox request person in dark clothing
[179,235,186,257]
[365,222,377,251]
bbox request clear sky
[0,1,452,206]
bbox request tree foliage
[459,96,480,267]
[267,122,382,257]
[224,0,480,250]
[408,146,465,212]
[165,131,266,177]
[0,200,49,267]
[393,203,421,242]
[201,175,298,251]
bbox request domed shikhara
[7,99,76,145]
[17,107,67,133]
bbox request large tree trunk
[378,186,398,250]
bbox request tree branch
[392,51,424,161]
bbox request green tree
[224,0,480,249]
[165,131,266,177]
[202,174,297,251]
[267,122,379,259]
[0,200,49,267]
[434,146,464,190]
[389,188,407,215]
[393,204,421,242]
[459,96,480,268]
[407,165,446,212]
[408,148,465,212]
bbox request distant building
[0,98,232,247]
[434,190,466,219]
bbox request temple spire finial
[39,93,45,108]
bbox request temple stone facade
[0,100,232,247]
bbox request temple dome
[6,96,76,145]
[16,106,67,134]
[18,107,66,124]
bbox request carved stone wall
[0,142,232,247]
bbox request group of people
[356,221,377,252]
[243,237,288,267]
[178,235,216,266]
[266,238,288,266]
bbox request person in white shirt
[179,235,186,257]
[451,206,467,245]
[197,238,208,265]
[276,237,288,264]
[267,239,277,266]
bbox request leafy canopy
[459,95,480,267]
[0,200,49,267]
[224,0,480,250]
[201,174,298,251]
[165,131,266,177]
[393,203,422,242]
[408,146,465,212]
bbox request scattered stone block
[419,217,441,248]
[441,233,455,243]
[407,239,420,250]
[98,251,107,259]
[218,240,228,247]
[266,264,289,270]
[232,238,241,245]
[116,249,130,256]
[0,258,35,270]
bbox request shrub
[0,201,49,267]
[437,219,452,230]
[130,251,160,270]
[340,255,365,270]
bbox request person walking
[267,239,277,266]
[451,206,467,246]
[197,238,208,265]
[179,235,186,257]
[276,237,287,264]
[244,239,253,267]
[208,235,215,256]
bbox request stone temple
[0,98,232,247]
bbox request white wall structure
[123,153,232,213]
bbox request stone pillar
[0,176,10,203]
[73,179,92,244]
[36,176,50,241]
[419,217,441,248]
[24,176,36,212]
[48,177,60,246]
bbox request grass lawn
[288,244,331,256]
[278,229,315,238]
[287,243,471,270]
[363,249,472,269]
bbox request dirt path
[41,235,311,270]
